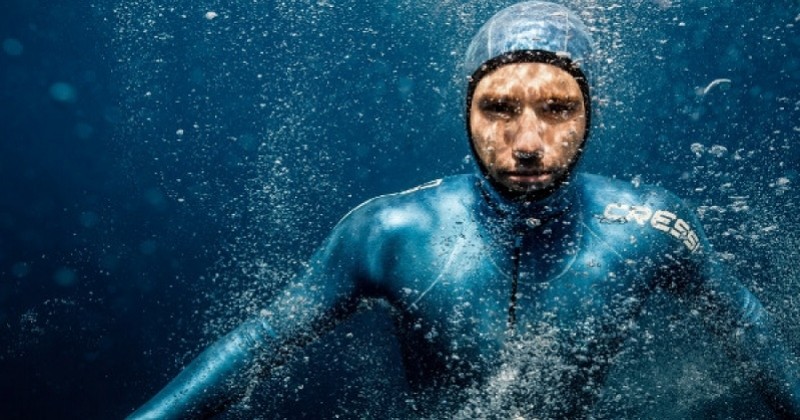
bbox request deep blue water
[1,1,799,418]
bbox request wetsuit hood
[464,1,594,202]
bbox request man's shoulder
[577,173,703,254]
[337,174,476,232]
[577,173,688,212]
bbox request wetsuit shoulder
[577,173,686,210]
[336,174,475,234]
[323,175,476,291]
[577,173,704,256]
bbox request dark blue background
[1,1,798,418]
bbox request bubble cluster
[105,0,799,417]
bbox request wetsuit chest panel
[514,230,653,338]
[385,208,561,389]
[393,228,516,386]
[380,174,671,390]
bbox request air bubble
[49,82,78,103]
[690,143,704,156]
[708,145,728,158]
[2,38,23,56]
[11,262,30,278]
[54,267,78,287]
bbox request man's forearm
[698,280,800,417]
[127,317,277,420]
[733,301,800,418]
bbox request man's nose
[510,109,544,162]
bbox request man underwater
[129,2,800,418]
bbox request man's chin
[505,173,554,187]
[495,171,570,198]
[503,175,555,193]
[510,184,552,195]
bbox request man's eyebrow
[540,92,582,102]
[476,94,517,103]
[476,90,582,103]
[476,92,519,105]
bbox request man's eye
[479,99,518,116]
[542,100,578,117]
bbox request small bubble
[11,262,30,278]
[49,82,78,103]
[397,76,414,97]
[690,142,705,156]
[2,38,23,56]
[525,218,542,228]
[708,145,728,158]
[54,267,77,287]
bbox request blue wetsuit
[129,4,800,416]
[129,172,800,419]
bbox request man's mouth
[503,170,555,185]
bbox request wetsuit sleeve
[127,212,372,419]
[670,209,800,417]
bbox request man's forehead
[477,63,582,97]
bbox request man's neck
[475,172,580,223]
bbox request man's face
[470,62,587,195]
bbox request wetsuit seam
[580,221,627,263]
[508,234,523,330]
[411,235,467,308]
[546,206,585,282]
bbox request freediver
[128,2,800,418]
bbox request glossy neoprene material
[128,173,800,418]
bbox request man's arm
[127,210,373,419]
[127,317,280,419]
[687,256,800,417]
[668,207,800,417]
